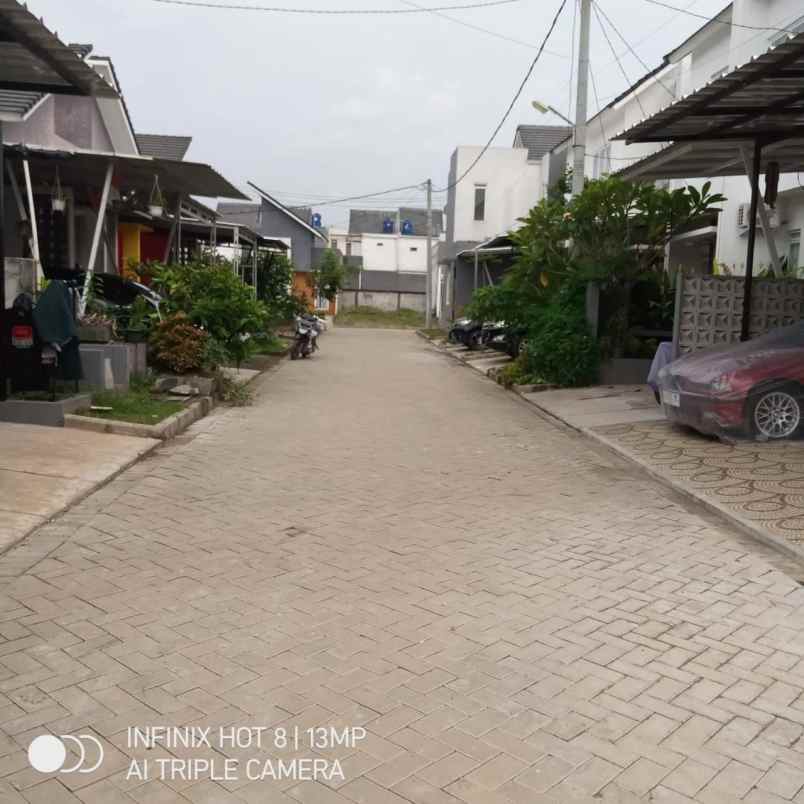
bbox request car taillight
[11,325,33,348]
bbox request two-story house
[438,125,570,320]
[331,207,445,313]
[545,1,804,279]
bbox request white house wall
[449,146,542,244]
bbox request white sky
[33,0,733,225]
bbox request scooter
[448,318,481,347]
[290,314,323,360]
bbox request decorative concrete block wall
[676,274,804,354]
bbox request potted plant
[52,167,66,212]
[148,175,165,217]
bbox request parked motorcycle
[290,314,324,360]
[448,317,480,347]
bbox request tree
[311,248,349,303]
[256,251,307,323]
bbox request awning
[456,233,515,259]
[0,0,118,99]
[615,31,804,145]
[617,138,804,182]
[4,144,248,200]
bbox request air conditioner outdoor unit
[737,203,779,230]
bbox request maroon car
[657,322,804,440]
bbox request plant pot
[123,328,148,343]
[52,198,66,213]
[77,323,113,343]
[148,204,163,217]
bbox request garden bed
[76,389,185,425]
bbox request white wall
[448,147,542,244]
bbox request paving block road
[2,328,804,803]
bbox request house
[438,125,569,319]
[218,182,328,306]
[1,37,248,306]
[544,0,804,278]
[331,207,445,313]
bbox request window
[332,239,338,250]
[789,229,801,276]
[376,242,384,247]
[474,185,486,222]
[410,247,418,252]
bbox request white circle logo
[28,735,66,773]
[28,734,103,774]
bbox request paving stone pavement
[2,328,804,804]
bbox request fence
[673,272,804,354]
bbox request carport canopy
[613,29,804,342]
[0,0,118,99]
[4,144,248,200]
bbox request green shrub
[151,262,267,366]
[149,313,208,374]
[522,284,598,388]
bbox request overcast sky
[32,0,731,224]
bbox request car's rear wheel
[748,385,802,440]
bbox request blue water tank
[383,218,394,233]
[401,219,414,235]
[312,213,322,228]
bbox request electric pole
[425,178,433,329]
[572,0,592,196]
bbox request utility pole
[572,0,592,196]
[425,178,433,329]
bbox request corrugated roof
[0,89,41,118]
[616,30,804,144]
[136,133,192,161]
[513,125,573,161]
[0,1,117,99]
[349,207,444,236]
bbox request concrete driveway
[1,329,803,803]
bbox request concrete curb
[0,436,159,560]
[64,396,214,440]
[424,334,804,564]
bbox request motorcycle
[448,318,481,347]
[290,314,323,360]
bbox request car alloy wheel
[753,390,801,439]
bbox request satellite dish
[312,213,322,228]
[383,218,394,233]
[401,219,414,235]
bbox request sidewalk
[0,422,158,554]
[429,335,804,564]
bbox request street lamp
[532,100,574,127]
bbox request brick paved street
[2,328,804,803]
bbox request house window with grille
[593,144,611,179]
[474,185,486,222]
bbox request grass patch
[418,328,445,339]
[78,389,184,424]
[335,306,425,329]
[250,333,290,355]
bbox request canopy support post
[252,238,258,298]
[175,195,183,264]
[22,159,40,292]
[473,250,478,291]
[7,162,35,261]
[739,145,781,277]
[0,123,6,402]
[740,139,762,342]
[79,160,113,318]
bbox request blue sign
[382,218,394,233]
[401,219,414,235]
[311,213,322,228]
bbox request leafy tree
[256,251,308,323]
[311,248,349,303]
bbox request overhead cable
[434,0,569,192]
[151,0,519,13]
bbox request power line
[434,0,569,192]
[399,0,570,58]
[594,2,676,100]
[592,1,646,118]
[306,183,427,207]
[638,0,798,34]
[151,0,520,13]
